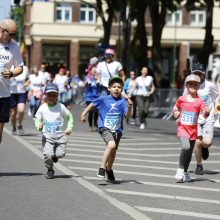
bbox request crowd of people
[1,18,220,181]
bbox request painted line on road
[4,127,151,220]
[135,206,220,219]
[61,158,177,171]
[105,189,220,205]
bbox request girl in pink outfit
[173,74,209,183]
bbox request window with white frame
[56,3,72,22]
[166,10,182,26]
[80,4,96,23]
[190,10,206,26]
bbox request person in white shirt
[0,19,23,143]
[134,66,155,129]
[27,66,45,117]
[53,67,68,105]
[10,65,29,135]
[96,48,126,95]
[39,63,51,84]
[184,63,218,175]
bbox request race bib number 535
[181,111,197,125]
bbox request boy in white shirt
[35,83,73,179]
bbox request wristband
[9,71,14,78]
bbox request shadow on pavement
[0,172,43,177]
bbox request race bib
[104,113,121,131]
[44,121,62,133]
[181,111,197,125]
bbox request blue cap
[191,62,205,75]
[44,83,59,93]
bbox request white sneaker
[175,168,184,182]
[139,123,145,129]
[183,172,192,182]
[28,109,32,116]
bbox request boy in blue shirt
[81,76,132,182]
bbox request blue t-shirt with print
[92,95,128,132]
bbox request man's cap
[105,48,115,55]
[44,83,59,93]
[185,74,201,83]
[90,57,98,65]
[191,62,205,75]
[108,76,123,86]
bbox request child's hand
[38,123,43,131]
[203,107,210,118]
[173,111,180,118]
[80,114,86,123]
[64,129,71,135]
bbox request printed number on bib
[104,113,121,131]
[44,121,61,133]
[181,111,197,125]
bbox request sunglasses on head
[0,27,16,37]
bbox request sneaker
[195,164,204,175]
[202,147,209,160]
[52,155,58,163]
[175,168,184,182]
[139,123,145,129]
[106,168,115,182]
[17,125,24,135]
[28,108,32,116]
[130,119,135,125]
[97,168,105,179]
[46,169,54,179]
[12,128,17,135]
[183,172,192,182]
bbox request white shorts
[197,121,214,139]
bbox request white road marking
[106,189,220,204]
[135,206,220,219]
[4,127,151,220]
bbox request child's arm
[64,113,73,135]
[172,105,180,118]
[35,118,43,131]
[81,103,94,123]
[125,98,133,118]
[202,106,210,118]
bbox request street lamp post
[172,12,177,87]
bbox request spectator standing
[135,66,155,129]
[96,48,126,95]
[0,19,23,143]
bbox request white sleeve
[12,41,24,67]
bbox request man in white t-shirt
[188,63,218,175]
[0,19,23,143]
[96,48,125,95]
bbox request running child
[80,76,132,182]
[173,74,209,183]
[35,83,73,179]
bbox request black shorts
[0,97,11,123]
[99,127,122,149]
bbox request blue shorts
[0,97,11,123]
[10,93,27,108]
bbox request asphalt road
[1,105,220,220]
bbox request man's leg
[0,123,4,144]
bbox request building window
[80,4,96,23]
[56,3,72,22]
[190,10,205,26]
[166,10,182,26]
